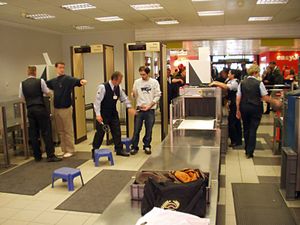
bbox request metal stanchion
[0,106,10,167]
[19,102,29,159]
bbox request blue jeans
[131,110,155,150]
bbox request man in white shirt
[130,66,161,155]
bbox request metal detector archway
[124,42,168,141]
[71,44,114,144]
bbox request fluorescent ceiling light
[156,20,179,25]
[198,10,224,16]
[62,3,96,11]
[25,13,55,20]
[74,25,94,30]
[95,16,123,22]
[0,2,7,6]
[130,4,163,11]
[248,16,273,21]
[256,0,288,4]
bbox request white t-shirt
[133,78,161,109]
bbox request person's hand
[128,108,136,115]
[179,79,184,84]
[80,79,87,86]
[140,105,151,111]
[236,110,241,119]
[96,115,103,124]
[271,99,282,111]
[209,82,215,87]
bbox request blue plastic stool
[52,167,84,191]
[121,138,132,153]
[94,149,114,167]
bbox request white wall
[135,23,300,41]
[0,23,62,99]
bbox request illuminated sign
[276,53,299,61]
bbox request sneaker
[63,152,73,158]
[144,147,152,155]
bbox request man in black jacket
[19,66,61,162]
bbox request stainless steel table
[94,129,221,225]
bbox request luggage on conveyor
[136,169,209,218]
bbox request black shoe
[130,149,138,155]
[35,157,42,162]
[263,111,270,115]
[229,143,237,148]
[116,150,130,157]
[144,147,152,155]
[246,154,254,159]
[47,156,62,162]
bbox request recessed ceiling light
[25,13,55,20]
[95,16,123,22]
[130,4,163,11]
[62,3,96,11]
[0,2,7,6]
[74,25,94,30]
[198,11,224,16]
[256,0,288,4]
[248,16,273,21]
[155,19,179,25]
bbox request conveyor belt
[93,129,221,225]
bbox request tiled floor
[218,114,300,225]
[0,124,161,225]
[0,114,299,225]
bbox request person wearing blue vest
[236,64,282,158]
[92,71,136,158]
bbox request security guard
[92,71,136,158]
[19,66,61,162]
[210,69,242,148]
[236,64,281,158]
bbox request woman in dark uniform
[236,64,281,158]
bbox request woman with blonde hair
[236,64,281,158]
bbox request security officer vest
[100,82,120,118]
[22,78,44,108]
[240,78,262,107]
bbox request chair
[52,167,84,191]
[94,149,114,167]
[121,138,132,153]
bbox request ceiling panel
[0,0,299,33]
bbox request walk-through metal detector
[124,42,168,140]
[71,44,114,144]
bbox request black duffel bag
[141,176,208,217]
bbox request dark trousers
[228,104,242,145]
[240,104,262,156]
[265,91,271,113]
[92,114,123,152]
[27,105,55,159]
[132,110,155,150]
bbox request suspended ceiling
[0,0,299,33]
